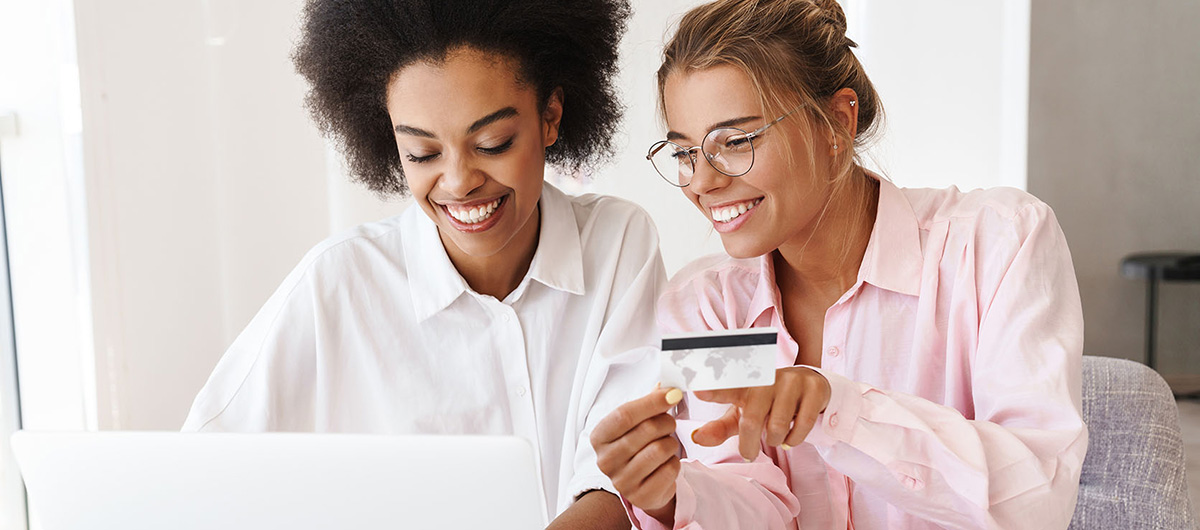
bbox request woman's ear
[828,87,859,154]
[542,87,565,148]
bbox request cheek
[402,166,428,193]
[401,165,437,208]
[505,143,549,191]
[392,140,427,195]
[684,190,704,211]
[750,160,801,200]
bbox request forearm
[809,369,1087,528]
[643,498,675,527]
[547,490,632,530]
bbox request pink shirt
[629,178,1088,529]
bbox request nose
[438,153,486,198]
[685,156,731,196]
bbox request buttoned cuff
[802,366,863,447]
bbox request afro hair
[293,0,632,196]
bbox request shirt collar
[403,204,472,322]
[745,173,923,324]
[403,180,586,322]
[743,254,781,327]
[525,181,585,296]
[858,173,923,296]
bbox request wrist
[644,497,676,526]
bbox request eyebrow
[666,115,761,142]
[392,107,520,138]
[468,107,519,133]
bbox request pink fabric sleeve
[804,203,1088,528]
[624,418,801,530]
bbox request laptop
[12,431,549,530]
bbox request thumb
[691,405,740,447]
[692,388,745,405]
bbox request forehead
[663,64,761,140]
[386,48,537,133]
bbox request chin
[719,236,772,260]
[445,230,509,258]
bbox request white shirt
[183,182,665,516]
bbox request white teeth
[710,198,761,223]
[448,198,502,224]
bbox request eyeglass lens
[648,127,756,186]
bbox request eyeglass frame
[646,104,805,187]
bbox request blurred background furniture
[1070,355,1196,529]
[1120,252,1200,371]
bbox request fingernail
[743,456,753,463]
[690,429,699,444]
[781,443,793,451]
[665,388,684,405]
[655,382,661,390]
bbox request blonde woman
[591,0,1087,528]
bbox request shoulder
[286,209,415,284]
[548,186,661,252]
[904,186,1046,223]
[666,252,758,293]
[898,185,1070,297]
[903,185,1059,240]
[658,252,763,332]
[562,189,657,232]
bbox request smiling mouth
[710,198,762,223]
[444,196,504,225]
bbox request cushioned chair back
[1069,356,1196,529]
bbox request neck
[441,203,541,300]
[774,168,879,301]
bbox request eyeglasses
[646,105,804,187]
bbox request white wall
[0,0,89,526]
[1028,0,1200,369]
[845,0,1029,191]
[73,0,349,429]
[75,0,221,431]
[0,0,93,434]
[56,0,1030,431]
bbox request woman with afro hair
[184,1,663,526]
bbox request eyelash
[478,138,514,155]
[404,138,514,164]
[406,153,438,163]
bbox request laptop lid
[12,431,548,530]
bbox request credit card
[660,328,778,392]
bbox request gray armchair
[1070,356,1196,529]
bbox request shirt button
[827,346,840,358]
[516,386,527,397]
[502,314,512,323]
[828,412,840,428]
